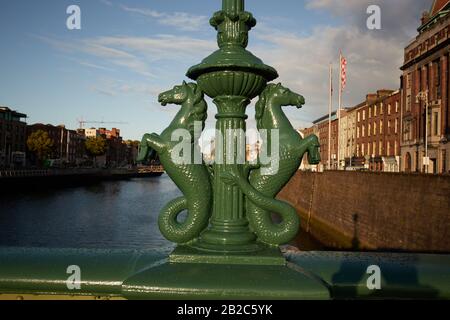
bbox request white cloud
[36,34,215,79]
[120,6,163,18]
[244,0,429,126]
[121,5,209,31]
[99,0,113,6]
[89,78,164,98]
[305,0,429,40]
[78,61,115,72]
[251,24,403,125]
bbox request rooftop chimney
[366,93,378,104]
[421,11,430,25]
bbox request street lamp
[416,90,429,173]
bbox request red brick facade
[400,1,450,174]
[0,107,27,168]
[302,113,339,170]
[27,124,86,165]
[302,90,401,172]
[354,90,401,171]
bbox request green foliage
[85,137,107,157]
[27,130,54,161]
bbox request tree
[27,130,54,165]
[85,136,107,166]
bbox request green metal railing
[1,247,449,300]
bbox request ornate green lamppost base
[136,0,323,296]
[122,261,330,300]
[170,243,286,265]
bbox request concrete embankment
[278,171,450,253]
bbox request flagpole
[338,50,342,170]
[328,63,332,171]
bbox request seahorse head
[159,81,207,135]
[255,83,305,129]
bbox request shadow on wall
[352,214,360,251]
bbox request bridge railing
[0,248,449,300]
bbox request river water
[0,175,323,250]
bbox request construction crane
[77,119,128,129]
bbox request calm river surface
[0,175,323,250]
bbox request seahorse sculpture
[137,82,212,244]
[222,83,321,246]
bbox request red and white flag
[340,53,347,91]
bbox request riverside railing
[0,169,100,178]
[0,166,164,179]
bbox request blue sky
[0,0,429,140]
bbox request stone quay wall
[278,171,450,253]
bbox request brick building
[301,112,339,170]
[302,89,401,172]
[81,127,128,167]
[99,128,127,167]
[27,124,86,166]
[0,106,27,168]
[354,90,402,171]
[400,0,450,174]
[338,107,357,169]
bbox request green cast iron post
[187,0,277,252]
[138,0,321,257]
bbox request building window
[395,118,398,134]
[395,101,399,113]
[388,104,392,115]
[357,112,360,122]
[374,122,377,136]
[403,120,411,142]
[369,107,372,119]
[436,59,442,99]
[363,110,366,121]
[406,95,411,112]
[380,104,383,115]
[407,72,412,89]
[379,141,383,155]
[433,111,439,136]
[368,124,371,137]
[388,120,391,134]
[387,141,391,156]
[362,125,365,137]
[380,120,383,134]
[395,141,398,156]
[357,127,360,138]
[372,142,376,155]
[362,143,365,156]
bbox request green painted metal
[221,84,321,246]
[138,0,321,255]
[137,82,212,244]
[0,248,449,300]
[285,251,450,300]
[0,247,170,297]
